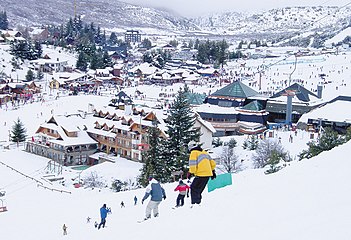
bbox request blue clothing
[100,206,109,219]
[142,179,166,202]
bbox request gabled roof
[271,83,319,102]
[210,81,258,99]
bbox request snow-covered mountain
[2,3,351,44]
[190,6,351,45]
[192,6,351,34]
[2,0,199,32]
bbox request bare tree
[82,171,106,188]
[218,146,240,173]
[252,139,291,169]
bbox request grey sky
[120,0,351,17]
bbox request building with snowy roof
[25,114,98,166]
[298,96,351,133]
[266,83,324,123]
[196,81,268,135]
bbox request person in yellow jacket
[188,141,216,206]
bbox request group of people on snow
[80,141,216,233]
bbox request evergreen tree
[0,11,9,30]
[217,39,229,67]
[102,50,113,68]
[76,52,88,71]
[142,38,152,49]
[108,32,118,45]
[11,118,27,144]
[33,41,43,59]
[139,120,167,186]
[164,87,200,175]
[25,69,35,82]
[299,127,344,160]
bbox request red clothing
[174,183,190,195]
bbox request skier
[134,195,138,205]
[120,201,125,208]
[98,204,110,229]
[62,224,67,235]
[174,179,190,207]
[188,141,216,207]
[141,176,166,220]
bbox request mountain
[190,6,351,44]
[1,0,199,32]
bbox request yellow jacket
[188,148,216,177]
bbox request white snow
[1,36,351,240]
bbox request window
[218,101,232,107]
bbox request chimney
[317,85,323,99]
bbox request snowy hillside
[191,6,351,42]
[0,135,351,239]
[2,0,199,32]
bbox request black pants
[98,218,106,229]
[190,176,209,204]
[176,194,186,206]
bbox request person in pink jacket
[174,180,190,207]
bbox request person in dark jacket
[142,177,166,220]
[188,142,216,206]
[98,204,110,229]
[174,180,190,207]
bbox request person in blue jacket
[98,204,110,229]
[142,176,166,220]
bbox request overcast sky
[120,0,351,17]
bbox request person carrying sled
[188,141,216,206]
[141,176,166,220]
[174,179,190,207]
[98,204,110,229]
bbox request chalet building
[196,81,268,136]
[87,108,167,161]
[124,30,142,43]
[298,96,351,133]
[30,28,50,41]
[30,55,69,73]
[266,83,323,124]
[25,114,98,166]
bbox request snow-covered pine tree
[11,118,27,144]
[165,86,200,176]
[139,119,167,186]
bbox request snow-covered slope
[2,0,199,32]
[0,134,350,240]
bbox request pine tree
[165,87,200,175]
[0,11,9,30]
[25,70,35,82]
[299,127,344,160]
[11,118,27,144]
[76,52,88,71]
[139,119,167,186]
[108,32,118,45]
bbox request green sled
[207,173,233,192]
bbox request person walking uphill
[188,141,216,206]
[174,180,190,207]
[98,204,110,229]
[142,177,166,220]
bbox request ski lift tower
[282,90,296,125]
